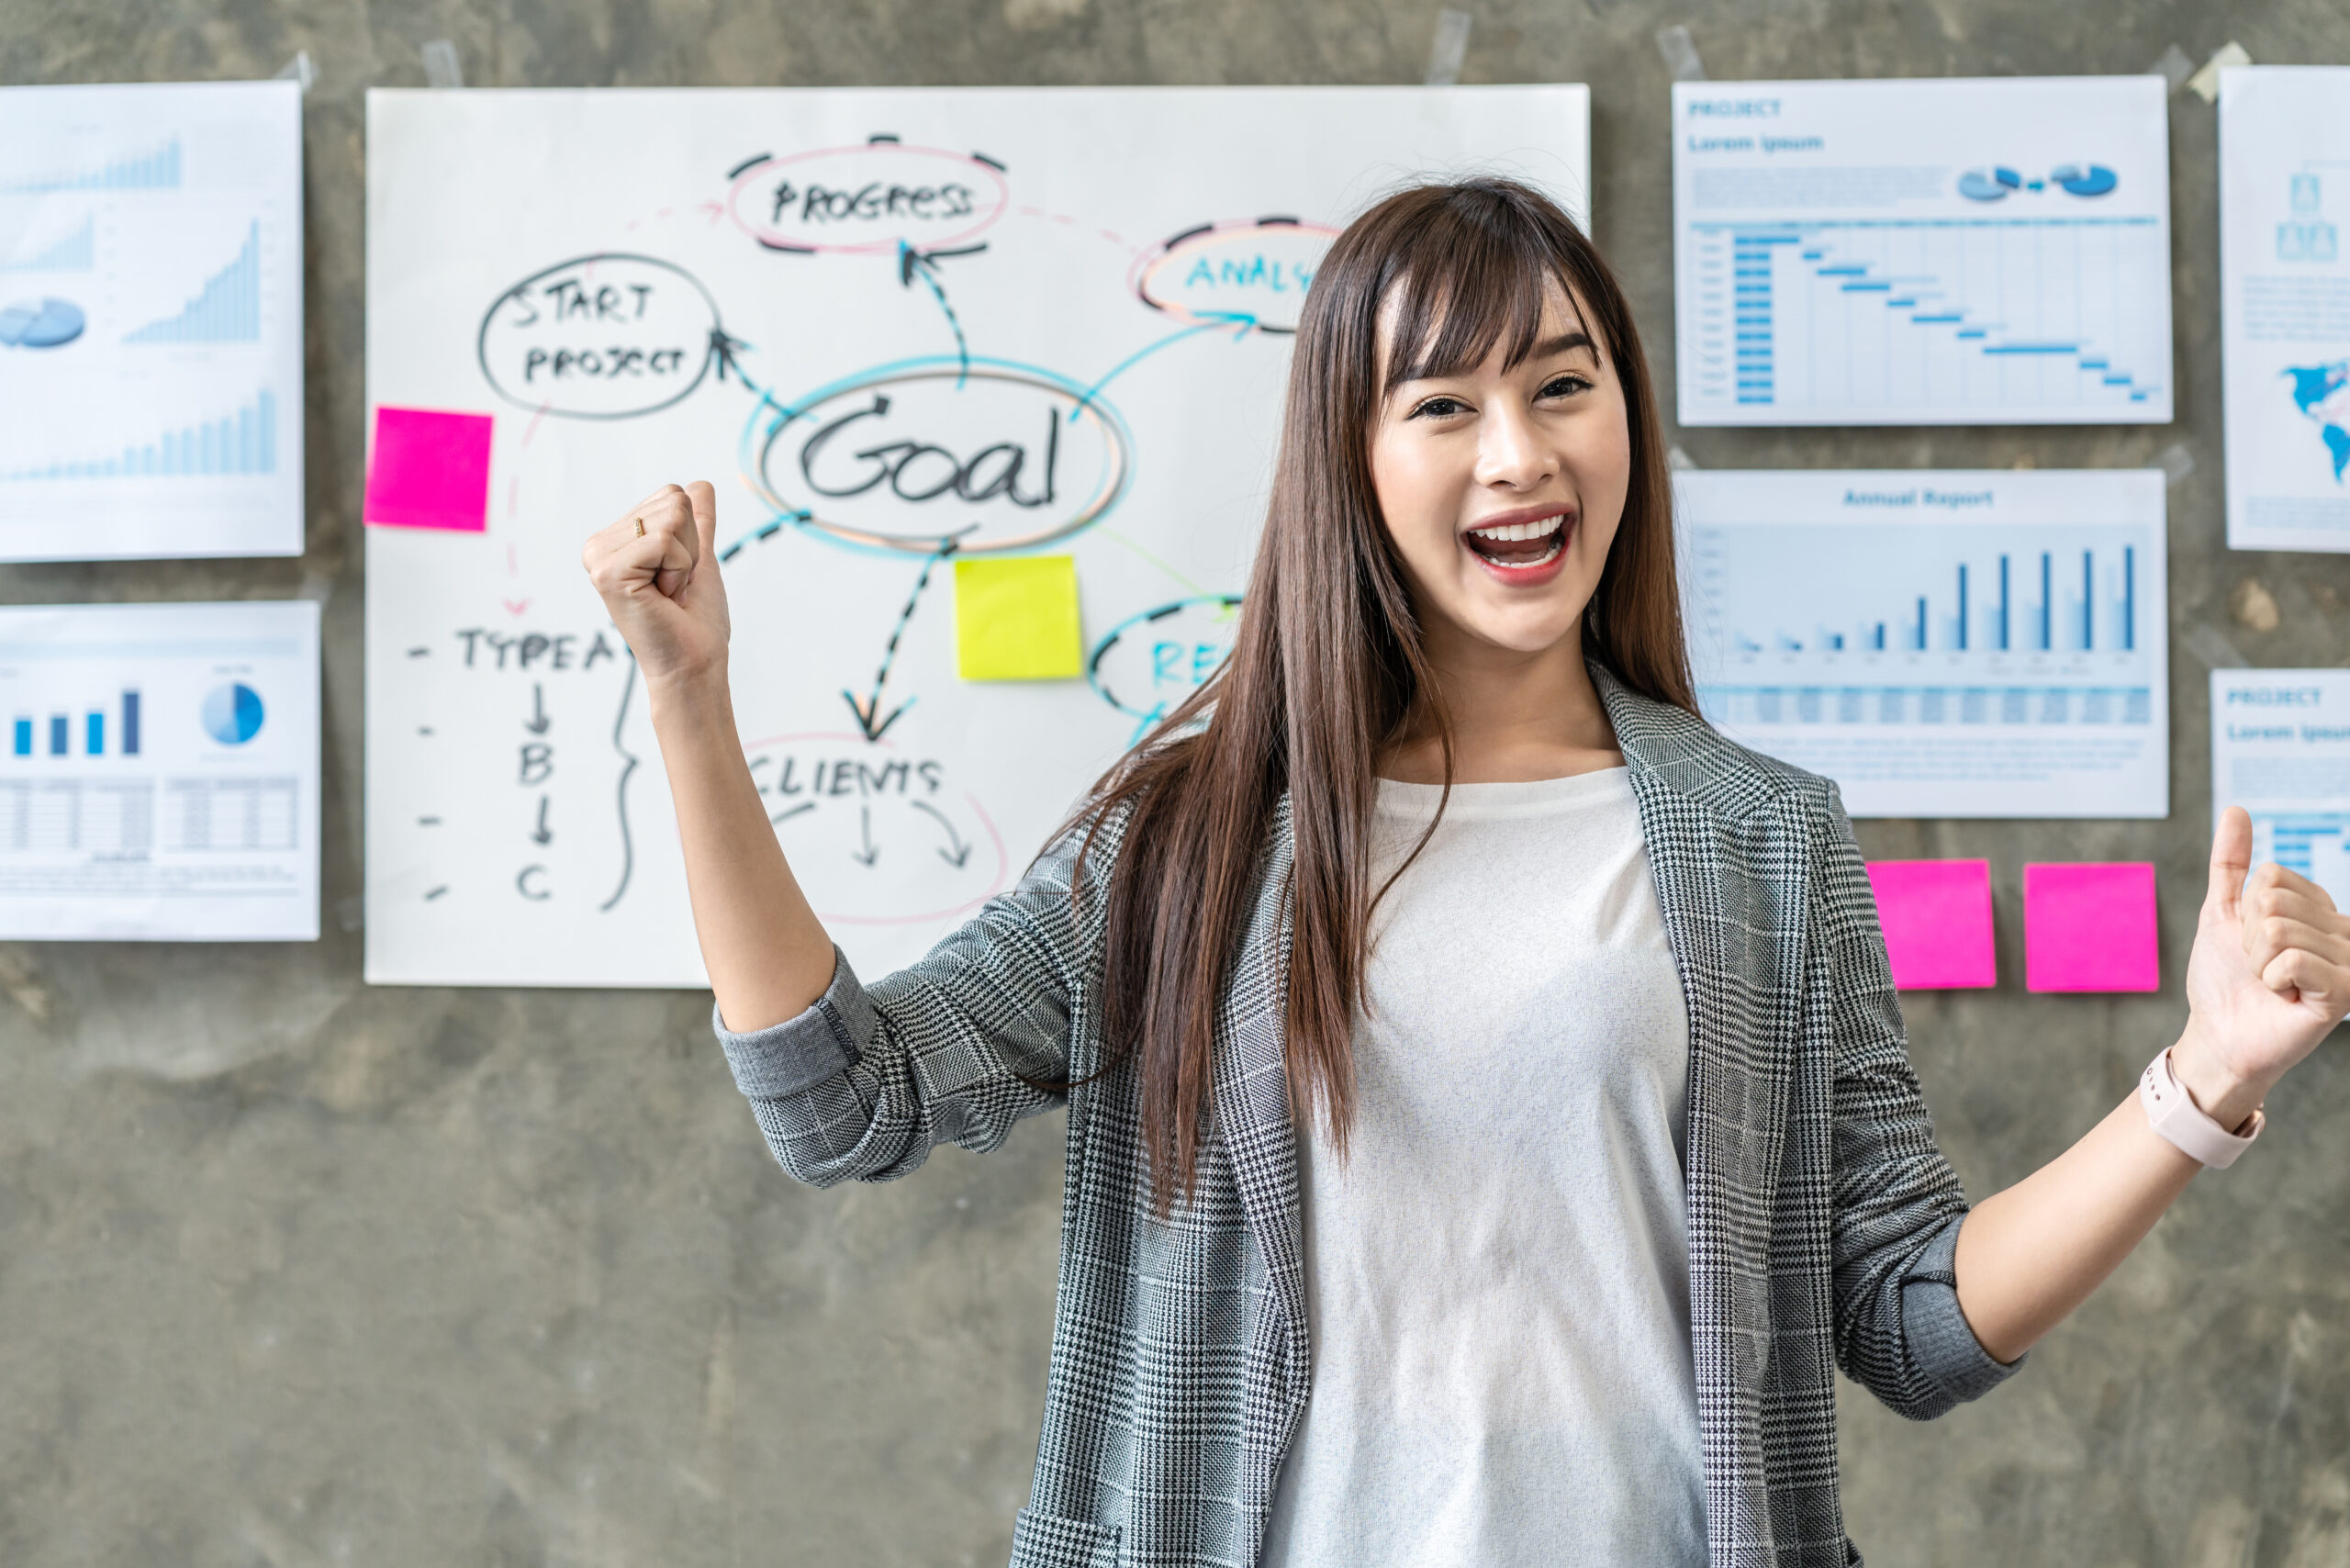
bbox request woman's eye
[1409,396,1470,420]
[1539,375,1591,399]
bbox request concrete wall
[4,2,2346,1563]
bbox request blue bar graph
[1693,521,2154,671]
[1,137,180,194]
[1709,220,2162,409]
[2040,554,2053,650]
[1685,213,2169,423]
[2254,813,2350,909]
[2122,549,2134,652]
[0,216,95,273]
[124,221,262,344]
[8,693,145,757]
[1,387,277,482]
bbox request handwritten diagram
[364,86,1589,986]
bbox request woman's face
[1367,284,1631,661]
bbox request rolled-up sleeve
[715,946,865,1099]
[717,811,1117,1188]
[1897,1213,2023,1408]
[1815,784,2024,1418]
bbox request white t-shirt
[1257,768,1704,1568]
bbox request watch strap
[2140,1047,2264,1170]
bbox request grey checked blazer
[717,669,2021,1568]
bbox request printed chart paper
[2211,669,2350,909]
[0,600,319,940]
[1673,76,2172,427]
[2220,67,2350,552]
[364,86,1591,987]
[0,82,305,560]
[1681,469,2169,819]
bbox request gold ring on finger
[633,517,646,538]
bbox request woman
[583,180,2350,1568]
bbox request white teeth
[1466,514,1565,543]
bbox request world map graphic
[2287,360,2350,481]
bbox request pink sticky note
[1866,859,1996,990]
[364,406,493,532]
[2024,863,2160,993]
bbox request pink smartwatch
[2139,1048,2264,1170]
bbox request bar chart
[1693,216,2168,420]
[9,690,141,757]
[2254,812,2350,905]
[0,387,276,482]
[0,216,95,273]
[0,135,180,193]
[1710,535,2143,661]
[1695,523,2156,737]
[0,601,318,938]
[123,220,261,344]
[1680,470,2169,817]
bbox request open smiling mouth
[1463,512,1570,572]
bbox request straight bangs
[1378,204,1592,392]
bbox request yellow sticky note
[954,555,1083,680]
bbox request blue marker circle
[201,682,265,745]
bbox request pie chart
[2051,163,2119,197]
[0,297,85,349]
[201,682,264,745]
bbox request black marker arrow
[709,325,750,385]
[524,684,551,734]
[849,804,880,867]
[843,535,960,742]
[531,795,553,846]
[910,799,972,868]
[898,241,969,382]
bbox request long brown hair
[1081,177,1693,1208]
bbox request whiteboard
[364,86,1589,988]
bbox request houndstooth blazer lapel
[1597,666,1810,1564]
